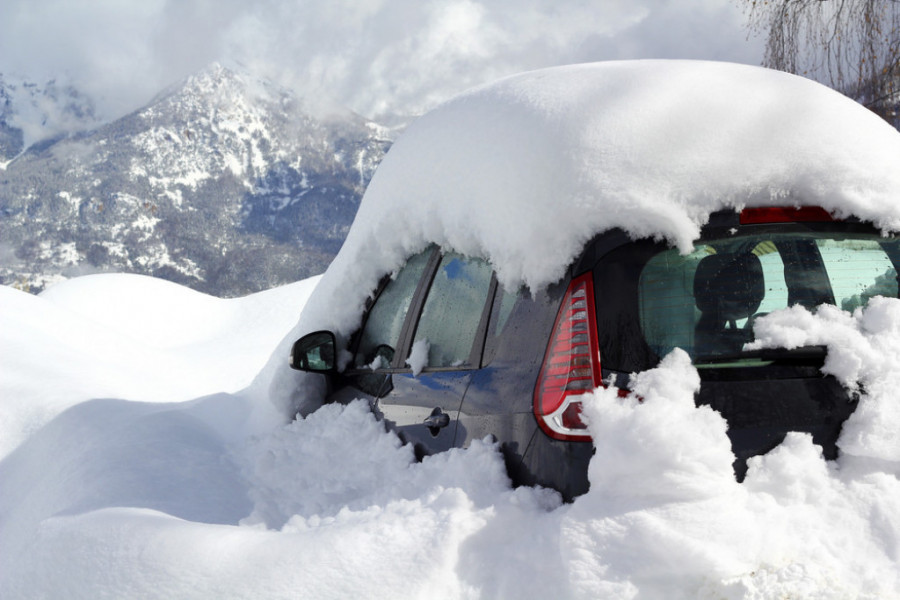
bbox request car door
[332,248,496,457]
[381,250,495,455]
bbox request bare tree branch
[740,0,900,125]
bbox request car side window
[355,249,433,368]
[409,252,494,369]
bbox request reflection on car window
[410,253,494,368]
[355,249,432,368]
[817,239,898,312]
[481,281,523,366]
[494,283,519,335]
[637,232,900,362]
[752,242,788,316]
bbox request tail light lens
[534,272,603,441]
[740,206,833,224]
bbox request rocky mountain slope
[0,65,393,296]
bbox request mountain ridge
[0,64,394,296]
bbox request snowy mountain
[0,65,393,296]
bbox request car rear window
[636,231,900,364]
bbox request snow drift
[4,278,900,597]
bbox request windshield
[636,231,900,364]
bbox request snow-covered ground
[5,61,900,598]
[2,273,900,598]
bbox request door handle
[423,407,450,429]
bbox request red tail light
[534,272,602,441]
[740,206,833,224]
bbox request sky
[0,0,764,123]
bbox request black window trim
[470,274,498,368]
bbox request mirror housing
[290,330,337,373]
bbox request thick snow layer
[3,273,900,597]
[0,274,319,459]
[264,59,900,413]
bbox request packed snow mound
[0,274,319,459]
[39,273,232,347]
[264,59,900,408]
[39,273,319,350]
[5,290,900,598]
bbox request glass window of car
[354,249,433,368]
[637,232,900,362]
[409,252,494,368]
[817,239,898,312]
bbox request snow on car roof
[265,59,900,406]
[355,59,900,289]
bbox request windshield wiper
[694,345,827,365]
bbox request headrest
[693,252,765,320]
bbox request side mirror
[290,330,337,373]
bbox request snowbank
[5,280,900,597]
[3,267,900,597]
[0,273,319,458]
[265,59,900,412]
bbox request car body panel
[376,370,471,455]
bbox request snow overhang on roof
[351,60,900,290]
[273,59,900,374]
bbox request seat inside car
[692,252,765,356]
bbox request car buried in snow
[284,60,900,500]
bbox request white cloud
[0,0,763,122]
